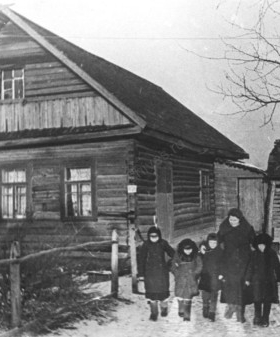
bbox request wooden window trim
[60,158,97,221]
[200,169,211,213]
[1,68,25,101]
[0,163,32,221]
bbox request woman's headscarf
[227,208,244,220]
[147,226,162,242]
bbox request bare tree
[208,0,280,125]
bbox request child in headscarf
[138,226,175,321]
[171,238,202,321]
[245,233,280,327]
[198,233,223,322]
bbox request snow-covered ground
[41,275,280,337]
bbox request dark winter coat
[198,234,223,293]
[138,226,175,301]
[171,239,203,299]
[217,208,255,306]
[246,233,280,304]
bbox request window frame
[1,68,25,100]
[200,169,211,213]
[0,164,31,221]
[61,159,97,221]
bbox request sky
[2,0,280,169]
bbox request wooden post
[267,181,276,236]
[10,241,21,328]
[111,229,119,298]
[129,221,138,294]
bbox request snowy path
[43,275,280,337]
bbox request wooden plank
[0,126,141,148]
[111,229,119,297]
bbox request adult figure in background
[218,208,255,323]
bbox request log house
[0,8,257,267]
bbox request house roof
[0,8,248,159]
[216,159,266,175]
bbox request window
[200,170,211,212]
[64,167,94,218]
[1,69,24,100]
[1,169,27,219]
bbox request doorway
[238,177,267,233]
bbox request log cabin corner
[0,7,257,269]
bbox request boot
[178,300,184,317]
[183,300,192,321]
[202,303,209,318]
[149,301,158,321]
[236,305,246,323]
[160,300,168,317]
[224,304,235,319]
[253,303,262,325]
[261,303,271,327]
[208,311,215,322]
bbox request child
[138,226,175,321]
[171,238,202,321]
[246,233,280,327]
[198,233,223,322]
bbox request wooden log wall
[135,141,216,244]
[214,163,265,228]
[0,139,133,256]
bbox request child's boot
[202,302,209,318]
[253,302,262,325]
[261,303,271,327]
[160,300,168,317]
[208,311,215,322]
[224,304,235,319]
[149,301,158,321]
[178,299,184,317]
[183,300,192,321]
[236,305,246,323]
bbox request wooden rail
[2,230,119,328]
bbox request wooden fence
[0,229,119,329]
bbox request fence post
[111,229,118,298]
[129,219,138,294]
[10,241,21,328]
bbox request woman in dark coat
[138,226,175,321]
[217,208,255,323]
[246,233,280,327]
[171,238,202,321]
[198,233,223,322]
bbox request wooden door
[155,161,173,241]
[238,178,267,232]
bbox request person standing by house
[245,233,280,327]
[171,238,202,321]
[217,208,255,323]
[138,226,175,321]
[198,233,223,322]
